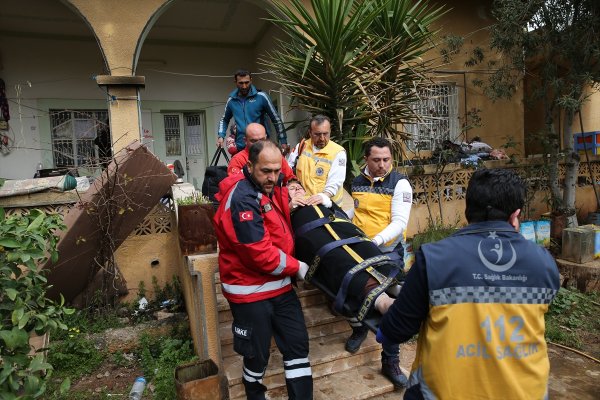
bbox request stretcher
[291,204,404,332]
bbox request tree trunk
[546,114,562,212]
[563,110,579,228]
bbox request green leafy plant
[47,331,104,379]
[263,0,447,159]
[176,193,211,206]
[411,217,459,251]
[545,288,599,352]
[0,208,73,399]
[138,333,196,400]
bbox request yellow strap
[313,206,363,264]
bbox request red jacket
[213,169,300,303]
[227,147,296,183]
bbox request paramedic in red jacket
[227,122,295,182]
[213,140,312,400]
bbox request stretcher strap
[333,255,392,314]
[294,216,333,237]
[357,276,397,322]
[305,236,366,282]
[312,206,364,264]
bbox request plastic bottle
[129,376,146,400]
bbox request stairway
[216,279,415,399]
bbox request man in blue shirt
[217,70,288,154]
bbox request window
[405,83,459,152]
[184,113,205,156]
[50,110,109,167]
[164,114,181,156]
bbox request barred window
[164,114,181,156]
[405,84,459,152]
[50,110,109,167]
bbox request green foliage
[137,333,197,400]
[263,0,447,159]
[545,288,600,351]
[340,133,369,184]
[489,0,600,213]
[0,208,73,399]
[152,275,183,306]
[110,351,134,368]
[176,193,211,206]
[137,280,146,299]
[47,330,104,379]
[411,217,459,251]
[440,34,464,63]
[51,309,124,341]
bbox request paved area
[548,345,600,399]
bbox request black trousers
[229,289,313,400]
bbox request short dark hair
[309,114,330,128]
[288,178,302,187]
[465,169,526,223]
[248,140,279,164]
[234,69,251,79]
[364,137,392,157]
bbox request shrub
[0,208,73,399]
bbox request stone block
[562,227,594,264]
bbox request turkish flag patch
[239,211,254,221]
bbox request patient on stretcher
[288,180,400,324]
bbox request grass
[545,287,600,356]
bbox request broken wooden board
[44,141,176,302]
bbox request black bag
[202,147,230,209]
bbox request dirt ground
[60,332,600,400]
[67,358,145,397]
[548,345,600,399]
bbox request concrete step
[219,304,352,358]
[217,285,329,324]
[225,331,383,400]
[262,363,402,400]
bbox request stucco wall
[425,0,524,155]
[115,230,181,303]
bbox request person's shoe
[381,356,408,389]
[344,326,369,354]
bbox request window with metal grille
[50,109,109,167]
[164,114,181,156]
[405,84,459,152]
[184,113,205,156]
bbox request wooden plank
[0,191,79,208]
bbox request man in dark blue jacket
[376,168,560,399]
[217,69,288,153]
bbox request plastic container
[129,376,146,400]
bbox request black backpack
[202,147,230,209]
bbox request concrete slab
[556,258,600,292]
[548,345,600,399]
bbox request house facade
[1,0,530,182]
[1,0,598,227]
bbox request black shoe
[344,326,369,354]
[381,356,408,389]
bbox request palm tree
[262,0,446,159]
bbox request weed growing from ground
[48,330,104,380]
[545,287,600,354]
[137,330,197,399]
